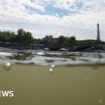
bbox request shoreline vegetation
[0,28,105,51]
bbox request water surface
[0,64,105,105]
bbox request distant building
[97,23,101,41]
[71,23,105,52]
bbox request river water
[0,65,105,105]
[0,51,105,66]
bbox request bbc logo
[0,90,14,97]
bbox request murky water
[0,64,105,105]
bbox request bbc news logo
[0,90,14,97]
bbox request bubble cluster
[49,64,55,73]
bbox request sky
[0,0,105,40]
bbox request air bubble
[49,68,53,73]
[3,62,12,71]
[51,64,55,68]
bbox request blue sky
[0,0,105,40]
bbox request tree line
[0,28,76,42]
[0,29,33,44]
[0,28,98,49]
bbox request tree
[24,32,33,43]
[17,28,25,36]
[42,35,53,46]
[69,36,76,43]
[16,28,33,44]
[0,31,16,42]
[57,36,66,47]
[58,36,65,43]
[16,28,25,43]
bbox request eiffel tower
[97,23,101,41]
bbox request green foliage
[56,36,76,47]
[69,36,76,43]
[0,29,33,44]
[16,28,33,44]
[0,31,16,42]
[41,35,53,46]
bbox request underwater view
[0,64,105,105]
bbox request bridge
[70,41,105,51]
[70,24,105,52]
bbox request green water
[0,64,105,105]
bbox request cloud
[0,0,105,40]
[36,0,105,12]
